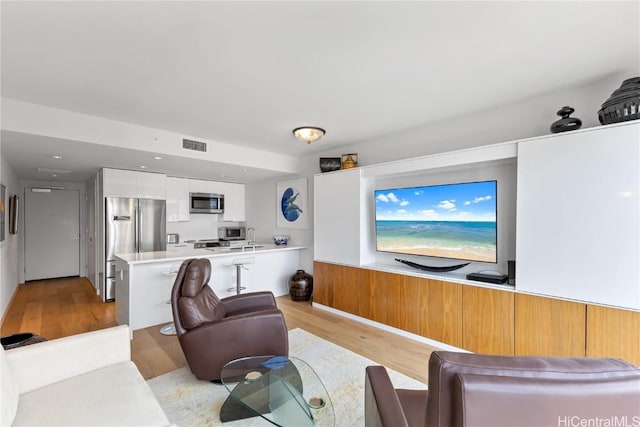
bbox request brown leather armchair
[171,258,289,381]
[365,351,640,427]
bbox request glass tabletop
[220,356,335,427]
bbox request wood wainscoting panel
[463,286,515,355]
[383,272,416,333]
[312,261,334,307]
[369,270,397,326]
[515,293,586,357]
[332,264,359,316]
[419,279,463,348]
[586,304,640,366]
[356,267,372,320]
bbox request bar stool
[159,267,180,335]
[227,257,255,295]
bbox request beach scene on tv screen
[375,181,497,263]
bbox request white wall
[166,215,241,243]
[245,74,634,276]
[1,155,20,320]
[245,176,314,274]
[2,98,300,175]
[312,73,629,167]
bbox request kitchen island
[114,245,306,333]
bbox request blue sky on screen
[375,181,496,222]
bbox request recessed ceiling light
[153,156,163,160]
[139,165,147,169]
[51,174,58,178]
[242,168,248,173]
[52,155,63,159]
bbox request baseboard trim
[313,303,469,353]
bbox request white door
[87,179,97,290]
[25,188,80,281]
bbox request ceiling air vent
[182,138,207,152]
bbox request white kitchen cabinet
[220,182,246,222]
[188,179,211,194]
[102,168,138,198]
[516,122,639,310]
[314,168,375,266]
[136,172,166,199]
[102,168,166,199]
[187,179,245,221]
[166,177,190,222]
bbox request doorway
[24,188,80,281]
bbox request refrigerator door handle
[134,205,140,253]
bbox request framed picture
[0,184,5,242]
[9,195,18,235]
[276,178,308,229]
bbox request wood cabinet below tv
[313,261,640,365]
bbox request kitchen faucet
[247,227,256,245]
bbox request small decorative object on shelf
[289,269,313,301]
[319,157,341,173]
[598,77,640,125]
[272,234,290,245]
[550,106,582,133]
[341,153,358,169]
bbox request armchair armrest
[365,366,410,427]
[5,325,131,394]
[221,291,277,314]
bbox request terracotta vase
[289,270,313,301]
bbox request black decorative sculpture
[550,106,582,133]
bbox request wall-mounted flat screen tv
[375,180,497,263]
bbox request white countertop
[115,244,306,265]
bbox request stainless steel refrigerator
[104,197,166,301]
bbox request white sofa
[1,325,171,426]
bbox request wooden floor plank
[2,277,438,383]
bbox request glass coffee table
[220,356,335,426]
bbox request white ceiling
[1,1,639,183]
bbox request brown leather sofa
[171,258,289,381]
[365,351,640,427]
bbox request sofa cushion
[0,346,19,426]
[12,360,170,426]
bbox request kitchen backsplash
[166,214,242,242]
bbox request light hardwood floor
[1,277,438,383]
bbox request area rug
[148,328,427,426]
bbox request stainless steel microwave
[189,192,224,214]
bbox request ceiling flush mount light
[293,127,325,144]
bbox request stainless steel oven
[218,226,246,241]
